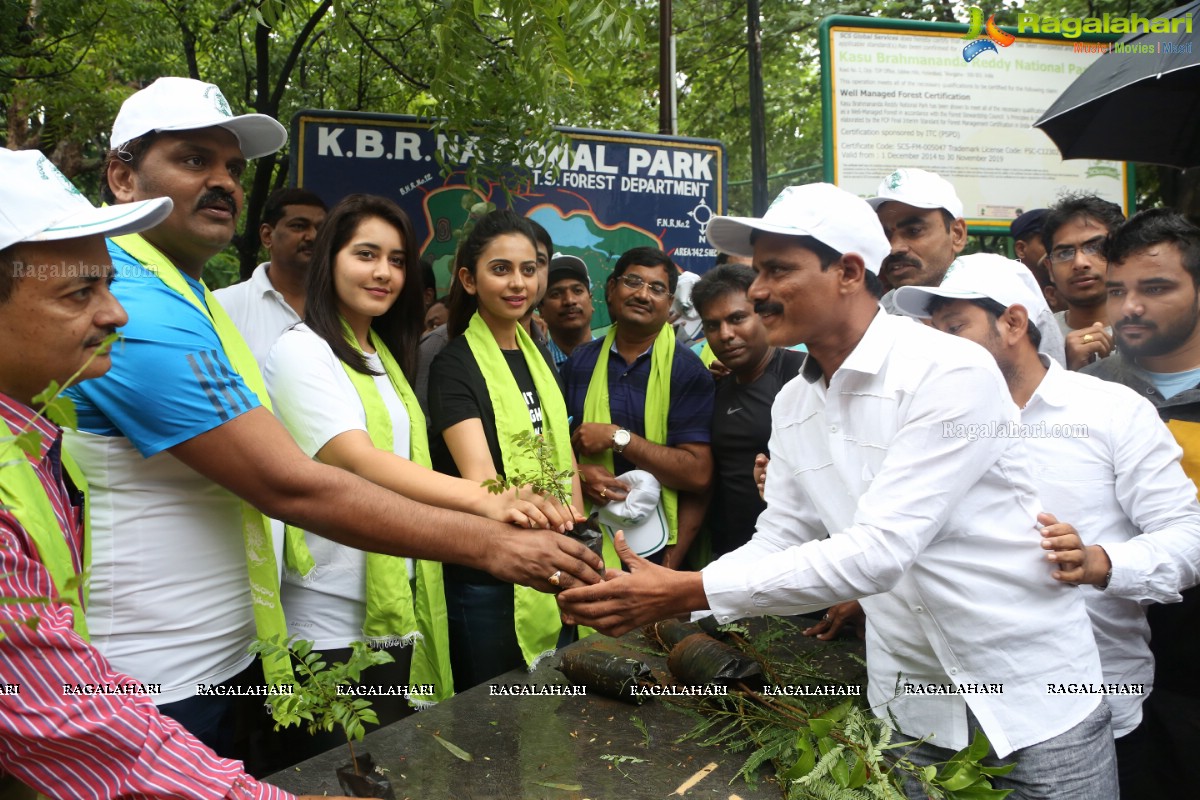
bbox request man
[0,149,342,800]
[691,264,804,559]
[1010,208,1063,313]
[868,168,967,313]
[895,253,1200,799]
[870,167,1067,366]
[1083,208,1200,796]
[63,77,600,761]
[563,247,714,567]
[1043,194,1125,370]
[213,187,327,367]
[541,254,594,368]
[559,183,1115,799]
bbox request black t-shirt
[708,348,806,558]
[427,335,563,584]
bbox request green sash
[108,233,291,685]
[0,419,89,639]
[581,323,679,555]
[284,322,453,706]
[463,312,568,668]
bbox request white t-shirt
[264,324,411,649]
[214,263,302,370]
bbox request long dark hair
[304,194,423,380]
[446,209,538,338]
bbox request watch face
[614,429,631,447]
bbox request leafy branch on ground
[482,430,573,506]
[250,635,394,776]
[656,618,1013,799]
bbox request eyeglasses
[617,273,671,297]
[1048,236,1107,264]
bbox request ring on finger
[599,487,607,499]
[1082,333,1095,344]
[548,570,562,587]
[822,613,832,622]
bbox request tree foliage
[2,0,1192,284]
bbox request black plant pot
[335,751,395,799]
[567,511,605,561]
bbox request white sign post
[820,17,1131,230]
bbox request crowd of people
[1,76,1198,800]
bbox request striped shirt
[0,393,291,800]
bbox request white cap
[110,77,286,159]
[0,149,173,251]
[894,253,1047,318]
[596,470,669,558]
[706,183,890,275]
[867,168,964,220]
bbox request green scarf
[284,321,453,706]
[108,233,291,685]
[581,323,679,555]
[463,312,568,668]
[0,419,89,639]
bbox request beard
[1117,311,1200,359]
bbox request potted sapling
[483,431,604,559]
[251,636,396,799]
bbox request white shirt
[214,263,302,369]
[1023,358,1200,736]
[264,325,411,650]
[65,430,258,704]
[701,310,1103,757]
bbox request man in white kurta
[895,254,1200,796]
[559,183,1116,799]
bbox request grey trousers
[900,700,1118,800]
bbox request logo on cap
[885,171,903,191]
[204,85,233,118]
[34,155,82,197]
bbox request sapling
[482,431,603,557]
[251,635,394,778]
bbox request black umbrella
[1034,1,1200,169]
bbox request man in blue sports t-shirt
[65,77,602,770]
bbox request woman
[264,196,571,743]
[428,209,585,690]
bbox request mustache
[883,255,920,271]
[1115,317,1154,330]
[754,300,784,316]
[195,189,237,214]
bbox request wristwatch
[612,428,631,454]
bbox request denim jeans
[444,580,526,692]
[900,700,1117,800]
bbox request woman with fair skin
[264,197,572,755]
[428,210,585,690]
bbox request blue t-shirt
[563,334,714,476]
[67,241,260,457]
[1138,365,1200,400]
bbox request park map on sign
[294,114,726,329]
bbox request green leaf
[830,755,850,787]
[979,762,1017,777]
[782,746,815,781]
[809,718,834,738]
[940,763,981,791]
[946,785,1013,800]
[848,753,868,788]
[13,430,42,458]
[432,733,474,761]
[965,730,991,762]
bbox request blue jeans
[445,581,526,692]
[900,701,1116,800]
